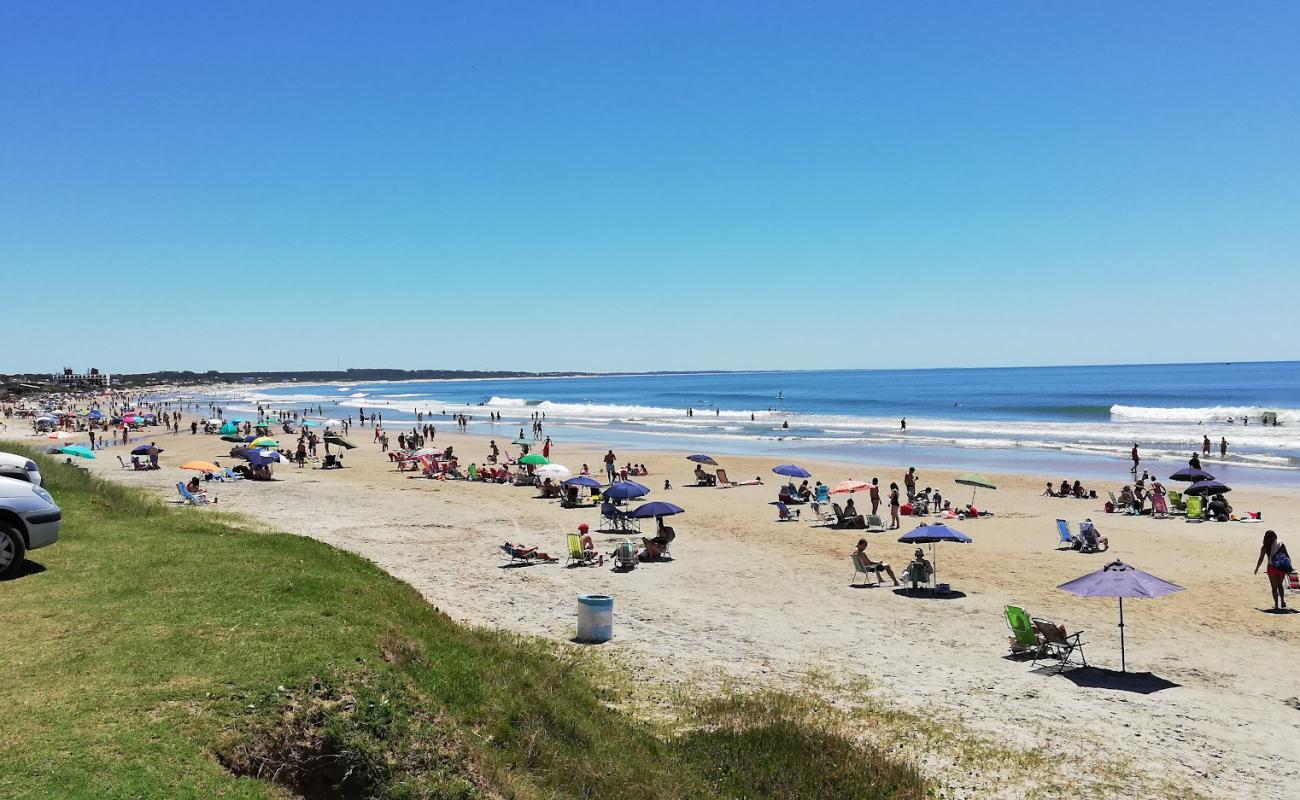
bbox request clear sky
[3,2,1298,374]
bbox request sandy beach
[16,414,1299,799]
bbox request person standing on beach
[542,437,552,459]
[1254,530,1290,610]
[1220,437,1229,458]
[904,467,917,501]
[888,483,901,529]
[869,478,881,515]
[1203,435,1211,456]
[604,449,617,482]
[1130,443,1140,474]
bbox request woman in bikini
[1254,530,1290,610]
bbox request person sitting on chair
[853,538,899,585]
[694,464,715,486]
[906,548,932,589]
[641,516,676,560]
[1079,519,1109,551]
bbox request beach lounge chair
[1150,493,1169,519]
[776,501,800,522]
[499,544,536,565]
[714,468,737,487]
[600,502,636,532]
[1185,495,1204,521]
[851,554,884,586]
[1077,521,1105,553]
[809,502,836,525]
[901,561,934,593]
[222,467,243,481]
[1287,572,1299,593]
[1107,491,1129,514]
[1031,618,1087,673]
[321,454,342,469]
[565,533,599,567]
[176,482,208,505]
[865,514,886,533]
[612,540,639,571]
[116,455,130,470]
[1005,605,1044,656]
[815,484,830,504]
[831,503,866,529]
[1055,519,1077,549]
[1168,490,1186,513]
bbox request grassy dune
[0,447,927,799]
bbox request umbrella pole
[1118,597,1126,673]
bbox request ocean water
[192,362,1300,485]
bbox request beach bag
[1271,551,1293,572]
[1104,501,1115,514]
[901,503,913,516]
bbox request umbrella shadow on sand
[1032,665,1180,694]
[890,588,968,600]
[1259,607,1299,615]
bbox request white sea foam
[1110,404,1300,424]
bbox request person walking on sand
[888,482,901,529]
[1220,437,1229,459]
[1254,530,1291,610]
[542,437,552,459]
[1130,443,1140,474]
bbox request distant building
[51,367,112,388]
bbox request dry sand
[24,415,1300,798]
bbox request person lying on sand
[503,542,557,562]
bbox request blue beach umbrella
[772,464,812,479]
[563,475,602,489]
[687,454,718,465]
[898,523,972,586]
[603,481,650,500]
[249,451,282,466]
[628,501,684,518]
[131,445,163,455]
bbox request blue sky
[3,2,1298,374]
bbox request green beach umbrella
[518,453,550,466]
[219,422,238,435]
[59,445,96,459]
[250,437,279,448]
[325,435,356,450]
[955,473,997,505]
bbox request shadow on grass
[0,560,47,582]
[1033,665,1180,694]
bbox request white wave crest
[1110,404,1300,424]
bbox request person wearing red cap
[577,524,602,565]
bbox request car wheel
[0,524,26,580]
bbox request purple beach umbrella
[1184,479,1231,496]
[1168,468,1215,483]
[1058,560,1183,671]
[687,454,718,465]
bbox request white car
[0,475,61,579]
[0,452,44,487]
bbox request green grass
[0,446,928,800]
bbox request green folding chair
[1005,605,1043,655]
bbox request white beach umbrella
[535,463,572,481]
